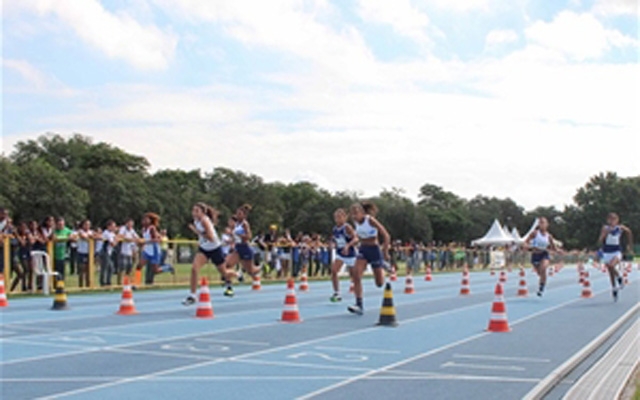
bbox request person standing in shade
[100,220,117,287]
[118,218,139,284]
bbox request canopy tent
[521,218,539,242]
[471,219,517,247]
[511,227,522,242]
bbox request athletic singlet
[603,225,622,253]
[143,227,159,255]
[355,216,377,240]
[333,224,356,257]
[531,230,550,250]
[233,221,247,244]
[195,217,221,251]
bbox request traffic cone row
[460,271,471,296]
[116,276,137,315]
[499,271,507,284]
[487,283,510,332]
[581,271,593,299]
[0,274,8,308]
[282,278,301,323]
[517,268,528,297]
[404,274,415,294]
[299,273,309,292]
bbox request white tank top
[143,227,157,254]
[233,221,247,244]
[531,230,550,250]
[355,216,378,239]
[195,217,221,250]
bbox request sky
[2,0,638,210]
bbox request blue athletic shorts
[531,251,550,267]
[142,251,161,265]
[358,245,383,268]
[233,243,254,261]
[200,247,225,266]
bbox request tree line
[1,134,638,250]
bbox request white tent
[511,227,522,242]
[521,218,539,242]
[471,219,517,247]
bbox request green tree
[418,184,470,243]
[10,160,89,223]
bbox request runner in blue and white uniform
[524,217,560,297]
[598,213,634,301]
[224,204,261,293]
[348,201,391,315]
[329,208,358,303]
[183,203,236,305]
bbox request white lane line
[365,374,541,383]
[34,300,491,399]
[452,354,551,363]
[296,287,615,400]
[1,286,496,366]
[194,338,269,346]
[106,347,221,362]
[441,361,525,372]
[314,346,400,355]
[90,331,157,339]
[233,358,373,373]
[2,338,99,351]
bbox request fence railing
[0,236,597,295]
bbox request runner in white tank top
[183,203,238,305]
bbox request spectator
[53,217,75,283]
[0,208,9,275]
[68,221,79,275]
[13,222,31,292]
[76,220,93,288]
[100,220,117,287]
[117,218,139,284]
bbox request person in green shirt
[53,217,76,282]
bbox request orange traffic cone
[623,271,629,286]
[460,271,470,296]
[281,278,301,323]
[487,283,511,332]
[390,268,398,282]
[404,274,415,294]
[196,278,214,319]
[579,271,585,284]
[499,271,507,284]
[490,269,495,276]
[548,267,555,277]
[0,274,8,307]
[424,267,432,282]
[517,269,528,297]
[116,276,138,315]
[299,273,309,292]
[252,275,262,291]
[581,272,593,299]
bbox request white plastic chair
[30,251,58,295]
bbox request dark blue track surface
[1,265,638,400]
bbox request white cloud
[422,0,492,12]
[525,11,638,61]
[3,59,47,89]
[485,29,519,47]
[592,0,638,17]
[11,0,177,70]
[356,0,433,44]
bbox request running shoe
[238,272,244,283]
[224,287,235,297]
[382,261,392,273]
[330,294,342,303]
[182,295,196,306]
[612,288,619,302]
[536,289,544,297]
[348,304,363,315]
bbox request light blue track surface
[1,265,638,399]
